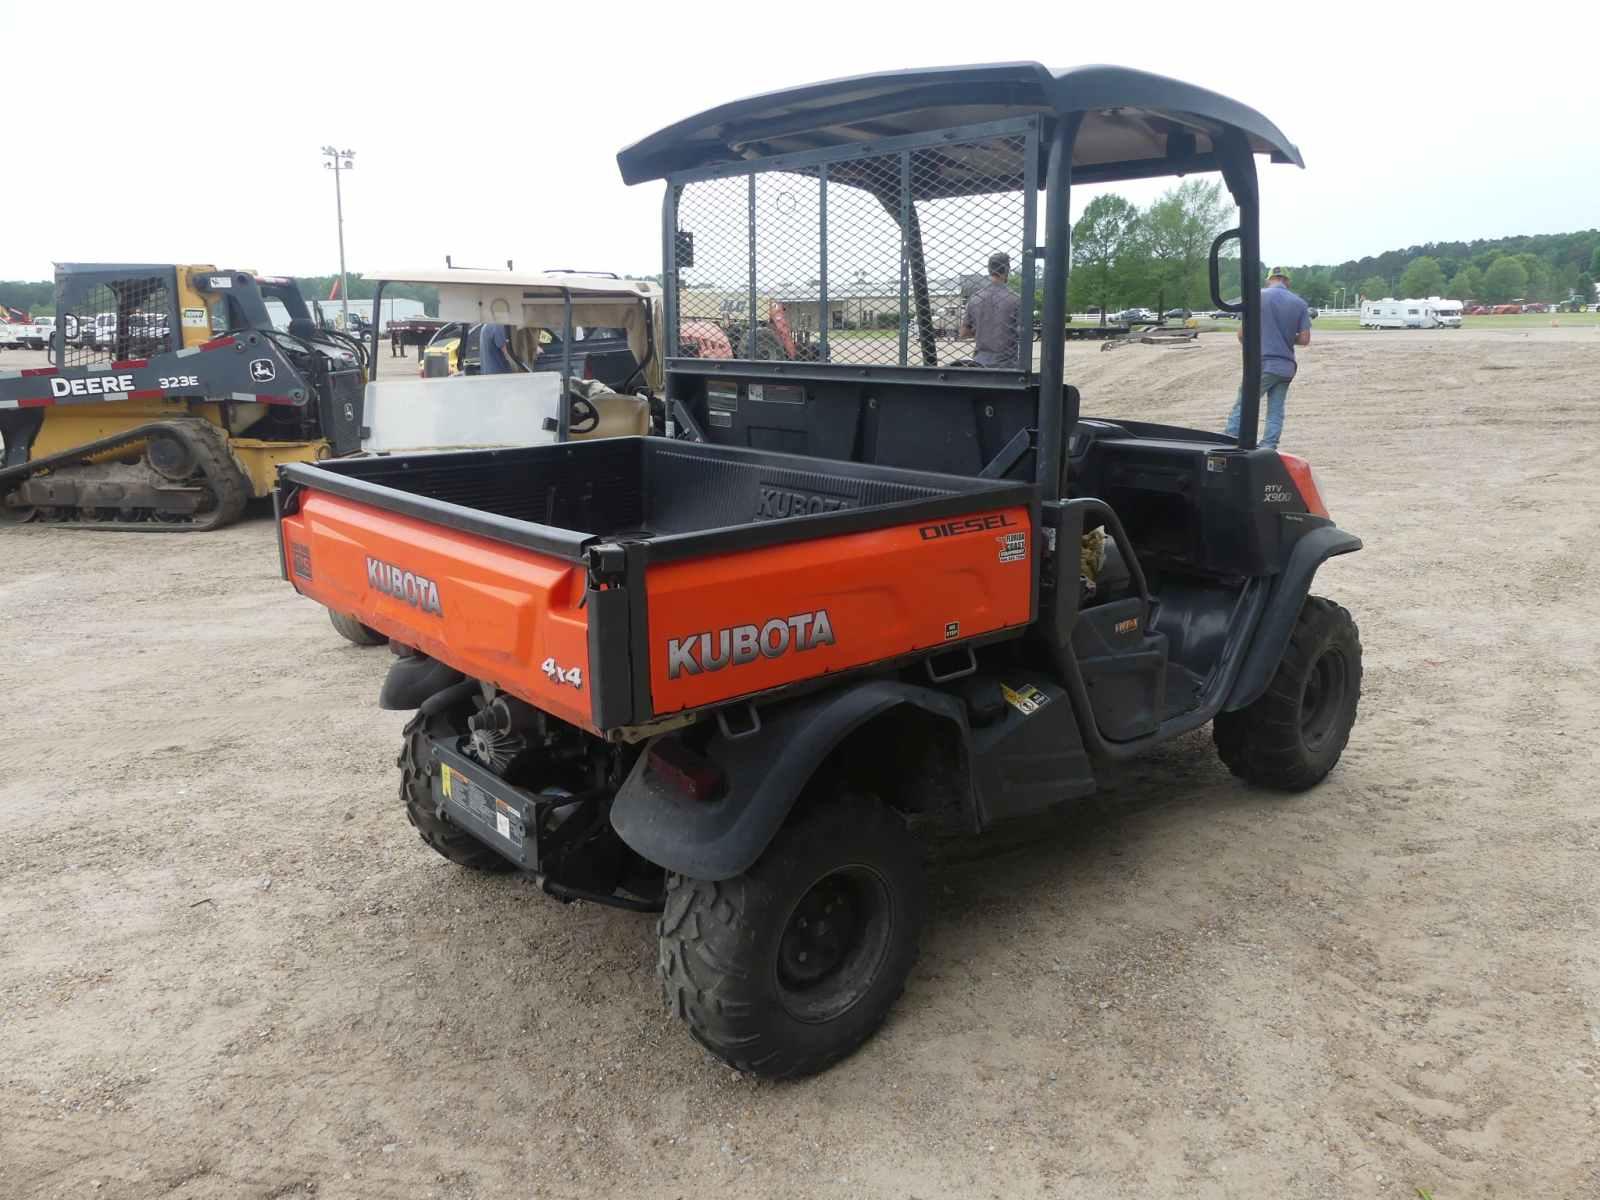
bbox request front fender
[611,681,968,881]
[1223,525,1362,711]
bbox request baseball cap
[988,252,1011,275]
[1267,265,1291,280]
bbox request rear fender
[380,651,466,710]
[1223,526,1361,711]
[611,681,970,881]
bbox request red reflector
[647,739,724,803]
[20,367,57,377]
[112,358,148,370]
[200,335,236,350]
[583,359,594,379]
[1277,452,1330,519]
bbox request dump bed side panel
[645,505,1034,715]
[281,492,595,731]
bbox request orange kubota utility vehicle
[276,64,1363,1078]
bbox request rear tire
[398,704,519,872]
[657,795,925,1078]
[739,327,786,360]
[1214,595,1361,790]
[329,609,387,646]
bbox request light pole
[321,146,355,331]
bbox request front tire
[329,609,387,646]
[657,795,925,1078]
[1214,595,1362,790]
[397,704,518,872]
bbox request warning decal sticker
[1000,683,1051,716]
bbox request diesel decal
[667,609,836,679]
[50,373,135,398]
[366,556,443,615]
[919,513,1015,540]
[1114,617,1139,634]
[756,487,854,520]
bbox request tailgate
[644,505,1035,717]
[279,490,598,732]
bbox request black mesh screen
[671,123,1035,372]
[60,274,173,368]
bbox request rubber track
[0,418,250,532]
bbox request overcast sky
[3,4,1595,283]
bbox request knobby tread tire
[329,609,387,646]
[657,796,925,1079]
[1214,594,1362,790]
[397,706,518,872]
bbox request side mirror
[1209,229,1243,312]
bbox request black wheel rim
[1300,647,1349,752]
[775,865,893,1024]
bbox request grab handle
[1209,229,1244,312]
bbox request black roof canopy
[617,62,1302,193]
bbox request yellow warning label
[440,764,453,798]
[1000,683,1051,716]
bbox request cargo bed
[277,437,1038,734]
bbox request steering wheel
[568,395,600,435]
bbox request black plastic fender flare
[611,680,970,881]
[379,652,466,710]
[1222,525,1362,712]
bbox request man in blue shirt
[477,322,517,375]
[1224,267,1311,450]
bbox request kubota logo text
[667,609,836,679]
[366,556,443,615]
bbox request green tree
[1398,255,1446,298]
[1359,275,1388,300]
[1141,179,1234,309]
[1481,256,1529,303]
[1511,253,1549,300]
[1295,274,1332,307]
[1446,266,1482,302]
[1590,246,1600,278]
[1578,272,1597,303]
[1070,194,1141,318]
[0,279,56,317]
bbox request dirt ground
[3,326,1598,1199]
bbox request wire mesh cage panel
[669,119,1037,372]
[59,273,174,369]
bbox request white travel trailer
[1361,298,1439,329]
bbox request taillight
[1277,452,1330,519]
[647,738,724,803]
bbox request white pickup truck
[0,316,54,350]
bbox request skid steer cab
[0,263,366,531]
[276,63,1364,1078]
